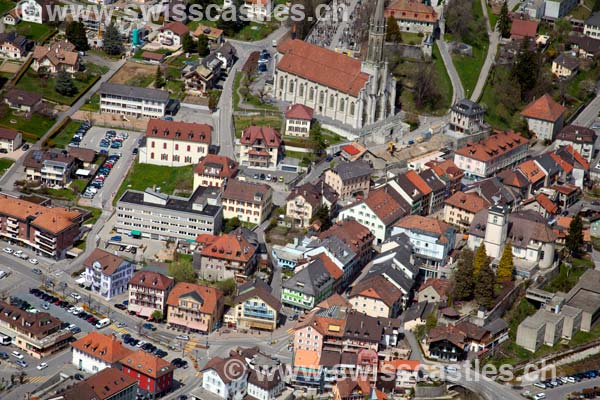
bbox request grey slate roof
[483,318,508,336]
[451,98,485,117]
[468,209,556,245]
[331,160,372,181]
[466,176,518,206]
[403,301,436,322]
[282,258,335,296]
[99,82,170,102]
[586,11,600,27]
[554,54,579,71]
[534,153,561,177]
[419,169,446,192]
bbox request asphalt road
[437,39,465,104]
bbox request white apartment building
[284,104,313,138]
[201,357,248,399]
[521,94,566,141]
[238,126,281,170]
[140,119,211,167]
[555,125,596,163]
[585,12,600,38]
[83,249,133,300]
[71,332,131,374]
[99,83,169,119]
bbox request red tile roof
[517,159,546,184]
[166,282,223,315]
[285,104,314,120]
[194,154,238,179]
[200,232,256,263]
[419,278,451,297]
[342,144,361,156]
[427,159,464,179]
[313,253,343,280]
[0,127,20,140]
[318,219,375,253]
[129,270,173,291]
[62,368,137,400]
[223,179,271,204]
[551,183,580,195]
[83,249,125,276]
[350,275,402,307]
[120,350,175,379]
[445,191,490,213]
[527,193,558,215]
[521,94,566,122]
[146,119,212,144]
[404,170,432,195]
[510,19,538,38]
[395,215,452,242]
[71,332,132,364]
[549,151,574,174]
[277,39,369,97]
[159,21,189,36]
[562,144,590,169]
[0,195,82,235]
[240,126,281,148]
[455,130,528,162]
[363,188,407,225]
[385,0,437,23]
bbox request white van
[534,393,546,400]
[0,271,7,279]
[95,318,111,329]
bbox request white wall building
[83,249,133,300]
[99,83,169,119]
[201,357,248,399]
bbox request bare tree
[413,64,439,109]
[256,87,268,104]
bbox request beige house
[193,154,238,190]
[32,41,80,74]
[222,180,272,224]
[284,104,313,138]
[233,280,281,331]
[349,275,403,318]
[285,183,325,228]
[417,278,451,305]
[443,191,490,232]
[239,126,282,170]
[520,94,566,141]
[127,270,174,319]
[166,282,224,334]
[140,119,211,167]
[551,55,579,78]
[199,232,257,281]
[324,160,372,200]
[0,127,22,152]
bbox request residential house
[585,11,600,38]
[443,191,490,231]
[192,25,224,45]
[392,170,433,216]
[551,183,581,209]
[71,332,132,373]
[128,270,174,319]
[555,125,596,163]
[83,249,133,300]
[556,145,590,187]
[510,19,538,40]
[426,326,468,361]
[238,126,282,170]
[166,282,224,333]
[221,180,272,224]
[0,301,73,359]
[32,41,80,74]
[157,21,189,47]
[385,0,438,33]
[237,0,273,20]
[4,89,41,112]
[333,378,387,400]
[454,130,529,180]
[341,143,368,162]
[497,169,531,200]
[284,104,313,138]
[569,35,600,58]
[193,154,238,190]
[199,232,257,281]
[20,0,49,24]
[286,182,333,228]
[403,301,436,331]
[426,159,465,197]
[99,83,169,118]
[141,51,166,64]
[378,359,421,391]
[465,176,520,208]
[3,9,21,25]
[23,150,77,187]
[324,160,372,201]
[0,194,84,259]
[349,274,403,318]
[419,169,448,213]
[338,187,409,243]
[69,147,97,169]
[55,368,138,400]
[140,119,211,167]
[303,237,357,287]
[521,94,566,141]
[391,215,456,277]
[318,219,375,268]
[281,256,342,310]
[417,278,451,305]
[522,193,558,218]
[115,187,223,240]
[0,32,28,59]
[233,279,281,331]
[215,42,237,70]
[183,55,222,96]
[0,127,22,152]
[449,98,485,134]
[517,159,548,195]
[120,350,175,399]
[201,355,249,399]
[552,55,579,78]
[545,0,578,18]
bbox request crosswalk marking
[28,376,49,384]
[109,324,128,334]
[287,328,294,335]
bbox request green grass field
[48,120,80,148]
[233,115,283,138]
[0,158,14,176]
[14,22,56,43]
[16,71,100,106]
[0,110,55,142]
[114,163,194,205]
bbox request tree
[512,37,539,99]
[475,261,496,309]
[473,243,488,277]
[197,34,210,57]
[386,15,402,43]
[444,0,474,42]
[223,217,241,233]
[497,242,514,282]
[425,309,438,332]
[55,71,77,96]
[565,215,584,257]
[498,1,510,38]
[181,33,195,53]
[151,310,163,322]
[554,18,572,41]
[66,21,90,51]
[168,258,197,283]
[452,249,475,300]
[214,278,237,297]
[414,64,439,109]
[208,90,221,111]
[154,66,165,88]
[216,0,248,36]
[311,205,331,230]
[103,23,123,55]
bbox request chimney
[291,23,296,40]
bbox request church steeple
[365,0,386,65]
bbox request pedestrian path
[109,324,128,334]
[28,376,50,384]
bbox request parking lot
[75,126,143,209]
[526,370,600,400]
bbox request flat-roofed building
[99,83,169,118]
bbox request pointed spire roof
[374,0,385,23]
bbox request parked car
[71,293,81,300]
[143,323,156,331]
[32,268,42,275]
[11,351,24,359]
[15,360,28,368]
[29,258,39,265]
[115,304,127,310]
[37,362,48,370]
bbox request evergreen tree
[311,205,332,231]
[154,66,165,88]
[473,243,488,277]
[565,215,584,257]
[223,217,241,233]
[386,16,402,43]
[103,22,123,55]
[167,258,196,283]
[475,261,496,309]
[197,34,210,57]
[497,241,514,282]
[452,249,475,300]
[66,21,89,51]
[181,33,195,53]
[216,0,248,37]
[498,1,510,38]
[55,71,77,96]
[512,37,538,98]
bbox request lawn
[233,114,283,138]
[400,32,423,45]
[233,72,242,110]
[0,110,55,142]
[569,5,592,20]
[479,71,511,130]
[487,3,498,29]
[14,22,56,43]
[431,43,453,113]
[233,71,278,111]
[48,120,79,148]
[0,158,14,176]
[16,71,100,106]
[81,94,100,112]
[125,74,154,88]
[0,0,12,15]
[168,53,200,68]
[545,260,592,293]
[81,206,102,224]
[165,79,186,100]
[114,163,194,205]
[234,22,278,41]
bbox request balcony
[243,308,274,320]
[7,219,18,228]
[6,225,18,234]
[35,231,56,243]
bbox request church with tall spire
[272,0,396,129]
